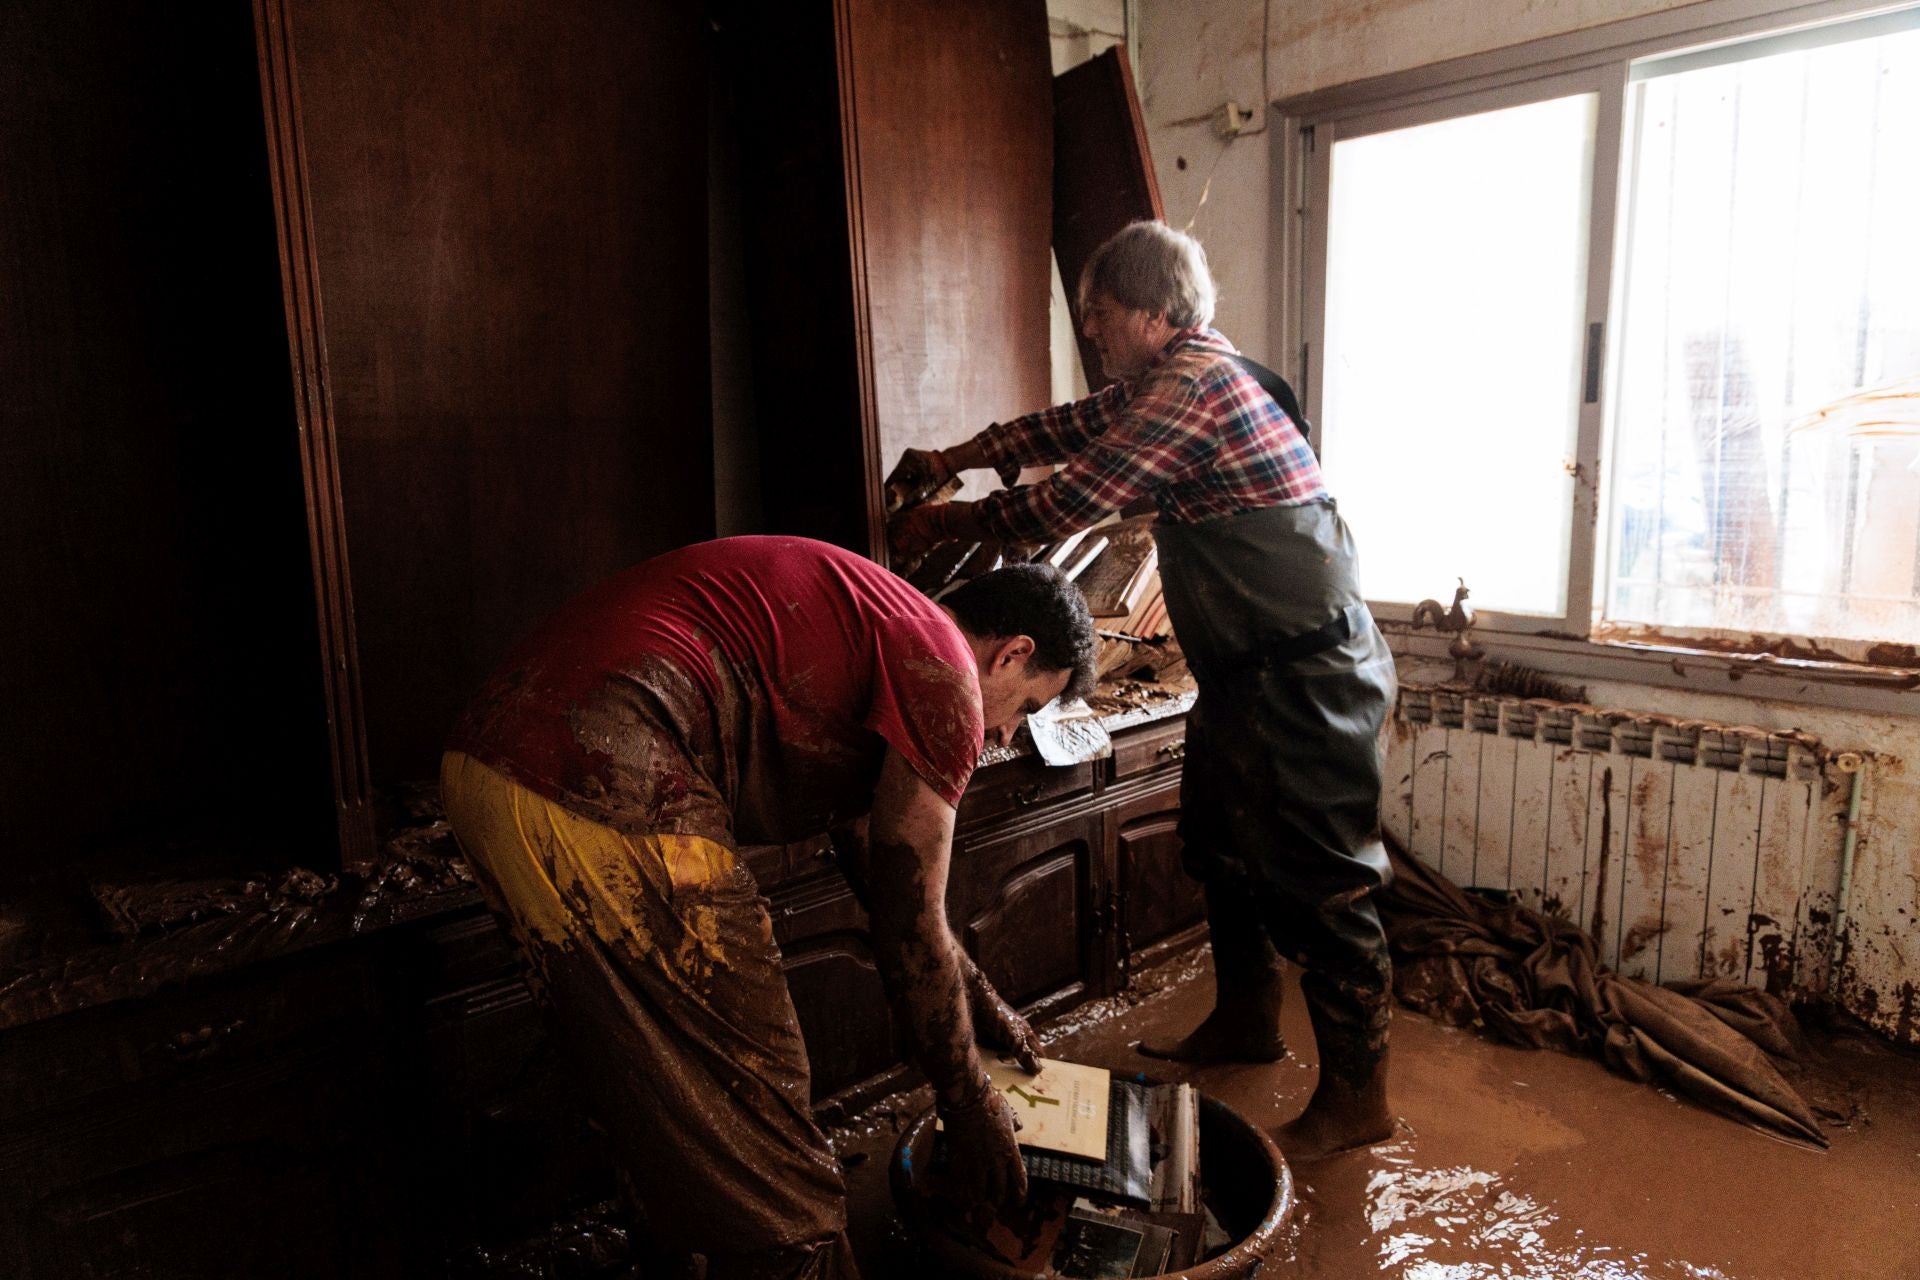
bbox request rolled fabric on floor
[1378,834,1825,1147]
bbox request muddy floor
[829,950,1920,1279]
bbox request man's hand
[939,1076,1029,1212]
[885,448,954,514]
[888,503,948,562]
[963,958,1041,1073]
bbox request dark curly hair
[942,563,1098,701]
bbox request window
[1292,1,1920,654]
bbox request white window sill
[1382,623,1920,719]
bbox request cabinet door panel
[1117,787,1204,965]
[951,817,1099,1010]
[782,933,896,1101]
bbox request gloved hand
[884,447,954,513]
[939,1074,1028,1212]
[965,961,1041,1073]
[888,503,950,562]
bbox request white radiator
[1384,687,1846,994]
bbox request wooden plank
[1543,747,1592,921]
[1507,734,1555,912]
[1052,45,1163,390]
[1442,728,1484,887]
[1614,755,1675,982]
[1656,751,1720,985]
[1474,729,1520,892]
[1582,754,1632,969]
[1408,723,1451,870]
[1700,765,1764,982]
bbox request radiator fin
[1385,688,1835,992]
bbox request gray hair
[1077,221,1217,329]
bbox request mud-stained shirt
[449,536,984,845]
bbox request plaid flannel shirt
[969,327,1325,544]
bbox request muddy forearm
[868,838,985,1108]
[829,820,873,913]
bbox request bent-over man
[442,535,1097,1278]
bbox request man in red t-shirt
[441,536,1095,1279]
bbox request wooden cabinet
[1113,785,1206,975]
[952,811,1105,1013]
[0,948,394,1279]
[1,0,713,890]
[725,0,1053,558]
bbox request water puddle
[1357,1156,1732,1279]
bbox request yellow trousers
[440,751,851,1266]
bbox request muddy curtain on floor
[1378,836,1825,1146]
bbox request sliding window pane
[1606,22,1920,645]
[1323,93,1596,616]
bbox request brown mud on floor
[829,951,1920,1279]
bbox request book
[1076,520,1159,618]
[1051,1203,1177,1277]
[983,1189,1073,1270]
[1063,535,1110,583]
[1042,527,1094,571]
[1146,1081,1201,1216]
[944,1057,1153,1206]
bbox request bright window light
[1606,23,1920,644]
[1322,93,1597,616]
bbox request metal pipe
[1829,752,1866,987]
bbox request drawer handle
[1010,783,1044,808]
[1157,740,1187,761]
[162,1018,246,1063]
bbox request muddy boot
[1275,978,1394,1160]
[1139,881,1287,1063]
[1136,967,1287,1063]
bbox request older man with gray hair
[889,220,1398,1159]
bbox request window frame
[1272,0,1920,712]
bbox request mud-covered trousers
[440,751,859,1280]
[1154,501,1398,1086]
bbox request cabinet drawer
[0,956,371,1123]
[957,755,1093,828]
[1110,717,1188,780]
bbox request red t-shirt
[449,536,984,844]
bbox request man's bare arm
[835,814,1040,1072]
[866,748,1027,1207]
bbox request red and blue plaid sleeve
[973,372,1215,543]
[974,382,1128,479]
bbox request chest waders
[1153,498,1397,1085]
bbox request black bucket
[888,1092,1294,1278]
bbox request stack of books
[942,1057,1212,1277]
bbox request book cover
[982,1056,1111,1160]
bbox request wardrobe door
[2,0,340,889]
[278,0,717,798]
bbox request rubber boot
[1275,975,1394,1160]
[1139,880,1288,1063]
